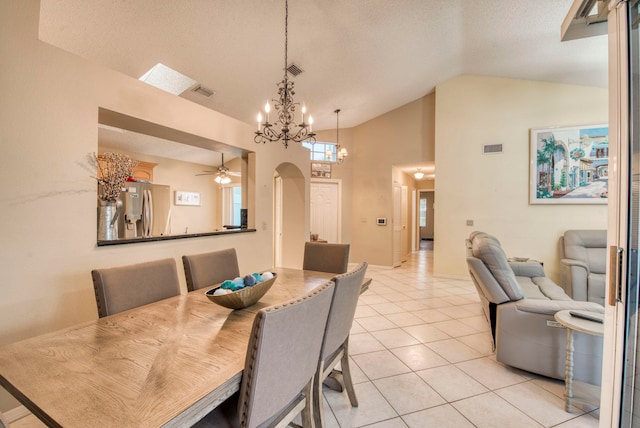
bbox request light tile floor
[318,244,600,428]
[11,244,600,428]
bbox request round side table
[554,309,604,413]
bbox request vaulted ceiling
[39,0,607,132]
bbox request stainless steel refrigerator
[116,182,172,239]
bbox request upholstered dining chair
[91,258,181,317]
[182,248,240,292]
[302,242,350,274]
[194,280,336,428]
[313,262,368,428]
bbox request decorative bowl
[205,273,277,310]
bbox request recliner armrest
[514,299,604,316]
[560,258,590,301]
[561,258,590,272]
[509,261,545,278]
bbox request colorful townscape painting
[530,124,608,204]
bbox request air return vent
[483,144,503,155]
[286,63,304,77]
[192,84,215,98]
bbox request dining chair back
[0,412,8,428]
[182,248,240,292]
[195,280,335,428]
[91,258,181,317]
[313,262,368,428]
[239,280,335,428]
[303,242,350,274]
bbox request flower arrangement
[90,152,138,202]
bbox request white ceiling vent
[483,144,503,155]
[286,63,304,77]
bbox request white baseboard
[4,405,31,423]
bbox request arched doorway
[274,162,306,268]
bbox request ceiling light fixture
[254,0,315,148]
[414,168,425,180]
[325,109,348,164]
[196,153,238,184]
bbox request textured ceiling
[38,0,607,132]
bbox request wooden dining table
[0,268,370,427]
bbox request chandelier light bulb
[308,116,313,132]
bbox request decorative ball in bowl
[205,272,277,310]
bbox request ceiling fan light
[215,175,231,184]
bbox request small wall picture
[311,162,332,178]
[530,124,608,204]
[175,190,201,206]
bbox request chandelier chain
[284,0,288,77]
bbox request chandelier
[325,109,348,164]
[255,0,315,148]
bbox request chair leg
[312,362,325,428]
[301,378,314,428]
[340,339,358,407]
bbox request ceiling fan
[196,154,241,184]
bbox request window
[419,198,427,227]
[222,185,242,226]
[302,141,338,162]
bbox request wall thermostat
[376,218,387,226]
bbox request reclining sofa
[466,231,604,384]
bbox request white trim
[601,2,629,425]
[4,405,31,423]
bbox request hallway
[320,247,600,427]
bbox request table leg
[565,328,574,413]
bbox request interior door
[310,180,341,243]
[401,185,408,261]
[274,175,283,267]
[393,184,402,267]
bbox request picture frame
[530,124,608,204]
[311,162,332,179]
[175,190,201,206]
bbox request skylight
[139,63,197,95]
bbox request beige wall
[346,94,436,266]
[434,75,608,281]
[0,0,310,412]
[313,127,354,244]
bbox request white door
[401,185,408,262]
[310,179,341,243]
[274,175,283,267]
[393,184,402,267]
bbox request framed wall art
[311,162,331,179]
[530,124,608,204]
[175,190,201,206]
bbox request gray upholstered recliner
[466,231,604,384]
[560,230,607,305]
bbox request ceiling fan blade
[228,171,242,177]
[196,172,216,176]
